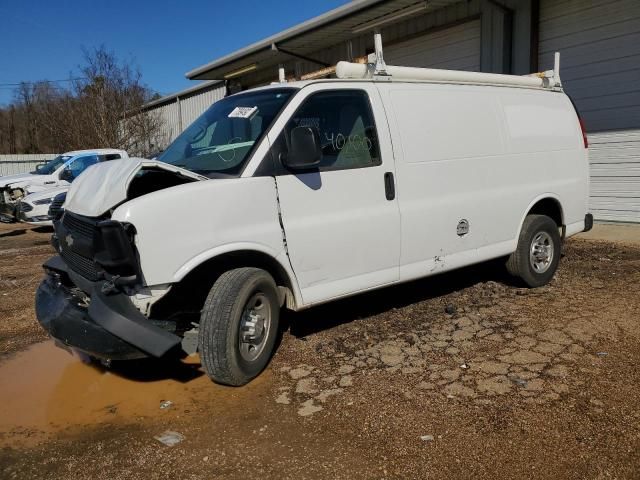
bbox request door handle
[384,172,395,201]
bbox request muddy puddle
[0,341,271,447]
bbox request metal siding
[0,154,57,176]
[540,0,640,223]
[180,86,226,129]
[155,100,180,145]
[384,19,482,70]
[143,84,226,150]
[256,0,482,84]
[539,0,640,131]
[588,130,640,223]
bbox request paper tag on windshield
[228,106,258,119]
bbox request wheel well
[527,198,563,228]
[149,250,295,323]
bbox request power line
[0,77,87,87]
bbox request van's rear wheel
[198,267,280,386]
[506,214,561,287]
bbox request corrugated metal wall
[385,19,481,70]
[276,0,483,81]
[154,101,180,147]
[539,0,640,223]
[143,82,227,151]
[180,87,226,129]
[588,130,640,223]
[539,0,640,131]
[0,154,57,176]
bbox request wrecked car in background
[0,149,128,223]
[16,186,68,226]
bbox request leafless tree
[0,46,163,157]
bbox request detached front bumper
[35,256,181,361]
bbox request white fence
[0,154,58,176]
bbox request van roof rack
[335,33,562,90]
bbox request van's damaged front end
[35,158,206,360]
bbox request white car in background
[0,148,128,222]
[16,186,68,226]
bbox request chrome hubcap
[529,231,554,273]
[239,293,271,362]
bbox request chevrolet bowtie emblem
[65,234,74,247]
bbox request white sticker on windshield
[228,106,258,119]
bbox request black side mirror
[282,126,322,170]
[59,168,74,182]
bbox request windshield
[35,155,72,175]
[158,88,294,176]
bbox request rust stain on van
[0,341,270,447]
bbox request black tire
[198,267,280,386]
[506,214,561,288]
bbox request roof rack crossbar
[335,33,562,90]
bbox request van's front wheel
[506,214,561,287]
[198,267,280,386]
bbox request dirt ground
[0,221,639,479]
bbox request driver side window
[278,90,381,172]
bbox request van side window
[68,155,100,178]
[280,90,381,171]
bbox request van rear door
[269,84,400,305]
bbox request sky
[0,0,349,105]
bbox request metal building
[140,80,226,152]
[180,0,638,223]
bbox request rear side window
[102,153,122,161]
[279,90,381,172]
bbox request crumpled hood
[0,173,37,189]
[64,157,206,217]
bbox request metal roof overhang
[186,0,462,81]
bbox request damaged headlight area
[8,187,26,202]
[17,201,33,213]
[40,213,183,360]
[94,220,140,287]
[0,188,22,221]
[53,212,140,289]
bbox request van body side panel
[111,177,287,287]
[380,83,587,282]
[498,90,589,231]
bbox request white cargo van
[36,40,592,386]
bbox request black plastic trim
[384,172,395,201]
[39,255,181,359]
[88,288,180,358]
[584,213,594,232]
[35,273,147,360]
